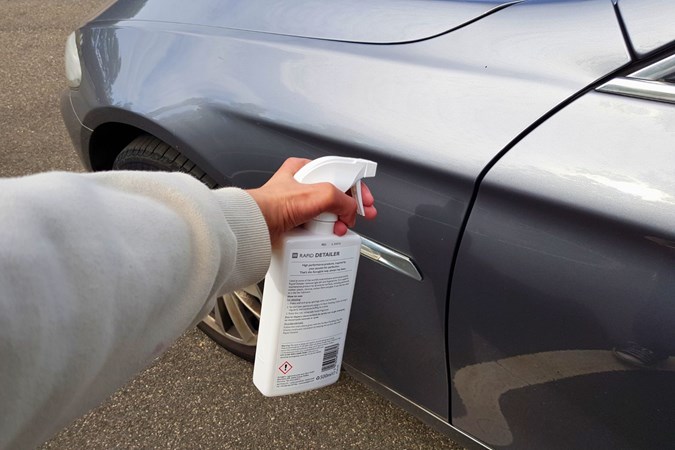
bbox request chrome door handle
[360,236,422,281]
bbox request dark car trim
[344,363,489,450]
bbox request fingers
[337,182,376,225]
[248,157,377,245]
[315,182,357,219]
[317,181,377,232]
[362,204,377,220]
[360,182,374,207]
[333,221,349,236]
[358,183,377,220]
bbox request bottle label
[274,244,360,390]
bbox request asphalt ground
[1,1,463,449]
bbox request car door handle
[360,236,423,281]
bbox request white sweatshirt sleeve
[0,170,271,449]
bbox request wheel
[198,283,262,361]
[112,134,260,361]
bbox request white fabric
[0,171,271,449]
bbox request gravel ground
[1,1,464,448]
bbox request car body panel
[66,0,630,420]
[90,0,514,44]
[75,0,628,185]
[449,92,675,448]
[60,91,92,164]
[619,0,675,56]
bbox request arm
[0,170,270,448]
[0,158,376,449]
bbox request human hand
[247,157,376,246]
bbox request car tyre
[112,135,219,188]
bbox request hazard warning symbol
[278,361,293,375]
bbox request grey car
[61,0,675,448]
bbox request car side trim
[631,54,675,80]
[360,236,423,282]
[597,78,675,103]
[597,54,675,104]
[344,363,489,450]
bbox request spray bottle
[253,156,377,396]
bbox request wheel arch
[88,121,144,171]
[85,107,229,187]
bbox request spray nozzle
[294,156,377,233]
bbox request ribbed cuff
[212,188,271,289]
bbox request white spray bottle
[253,156,377,396]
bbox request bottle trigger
[351,182,365,216]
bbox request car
[60,0,675,448]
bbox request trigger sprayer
[253,156,377,396]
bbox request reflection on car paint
[453,349,675,446]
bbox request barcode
[321,344,340,372]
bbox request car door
[448,2,675,445]
[342,0,630,423]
